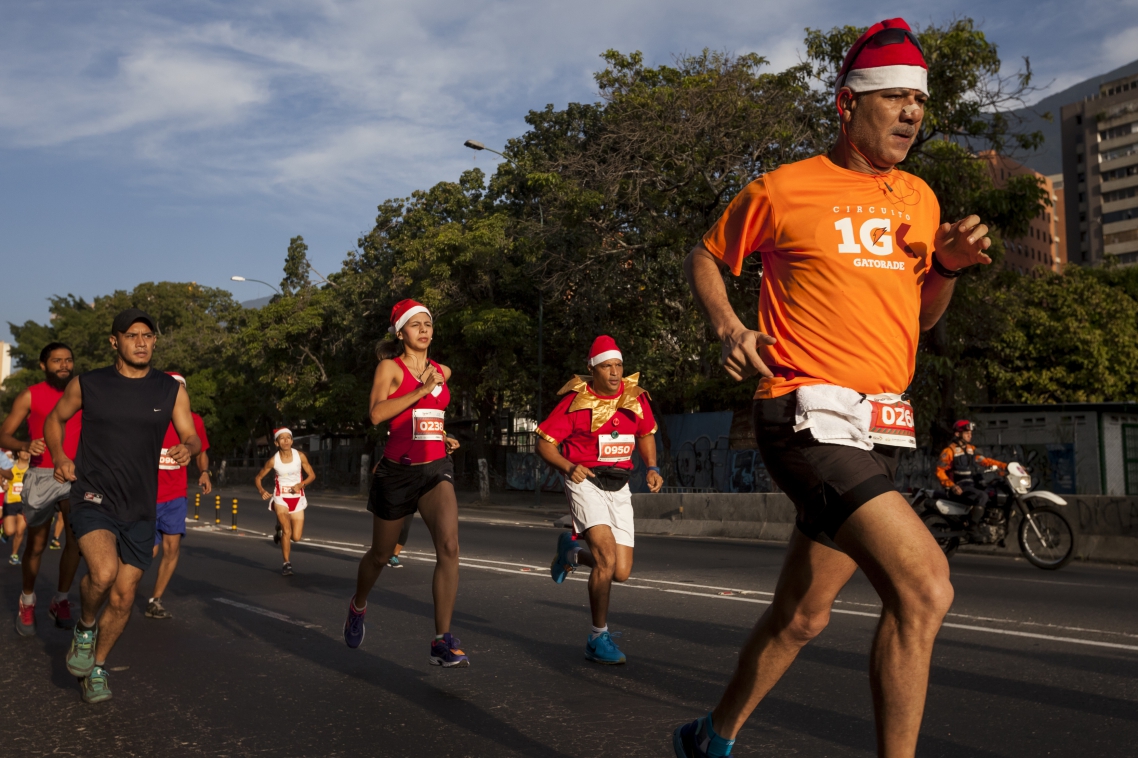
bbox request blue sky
[2,1,1136,333]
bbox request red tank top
[383,358,450,465]
[27,382,83,469]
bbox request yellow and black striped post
[231,499,238,530]
[215,495,221,524]
[194,493,200,520]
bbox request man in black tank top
[44,309,201,705]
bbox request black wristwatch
[931,252,966,279]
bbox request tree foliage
[5,18,1135,461]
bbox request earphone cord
[838,95,923,209]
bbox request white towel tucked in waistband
[792,384,873,450]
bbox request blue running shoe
[550,531,577,584]
[388,556,403,568]
[584,631,626,665]
[673,713,734,757]
[430,633,470,667]
[344,597,365,649]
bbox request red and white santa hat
[835,18,928,97]
[588,335,622,367]
[389,299,431,334]
[273,427,293,440]
[166,371,186,386]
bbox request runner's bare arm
[44,377,83,483]
[298,452,317,489]
[684,243,776,381]
[0,389,36,454]
[254,457,276,499]
[636,435,664,493]
[921,215,993,330]
[536,438,594,483]
[369,359,436,425]
[196,450,212,495]
[166,386,201,466]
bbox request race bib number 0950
[412,409,446,441]
[597,434,635,462]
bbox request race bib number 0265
[597,434,635,462]
[412,409,446,441]
[867,398,916,449]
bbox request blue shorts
[155,497,188,543]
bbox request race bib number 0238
[866,397,916,449]
[597,434,635,462]
[412,409,446,441]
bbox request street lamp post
[230,276,281,295]
[465,139,545,506]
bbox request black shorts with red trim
[367,456,454,521]
[754,392,901,548]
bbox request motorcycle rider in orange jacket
[936,420,1007,526]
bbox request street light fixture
[465,138,546,505]
[230,275,281,295]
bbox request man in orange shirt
[674,19,993,758]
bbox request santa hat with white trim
[835,18,928,97]
[588,335,622,368]
[166,371,186,386]
[389,299,431,334]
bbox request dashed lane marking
[214,598,322,629]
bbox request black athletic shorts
[754,392,901,548]
[69,505,155,571]
[367,457,455,521]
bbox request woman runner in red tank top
[343,299,468,667]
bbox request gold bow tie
[556,372,649,432]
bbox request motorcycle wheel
[1017,506,1075,570]
[922,513,959,559]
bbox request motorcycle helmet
[953,420,974,434]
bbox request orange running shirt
[702,154,941,399]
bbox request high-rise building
[1046,172,1067,267]
[0,342,11,389]
[1060,72,1138,266]
[981,152,1064,274]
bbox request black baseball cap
[111,308,157,334]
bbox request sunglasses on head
[845,27,924,75]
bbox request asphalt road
[2,492,1137,757]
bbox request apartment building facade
[1060,72,1138,266]
[982,152,1065,274]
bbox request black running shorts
[367,457,455,521]
[68,504,155,571]
[754,392,901,548]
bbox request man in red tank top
[144,372,212,620]
[0,342,84,635]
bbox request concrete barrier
[631,492,1138,565]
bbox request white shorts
[562,477,634,548]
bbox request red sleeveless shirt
[383,358,451,465]
[28,382,83,469]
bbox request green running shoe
[81,666,113,704]
[66,625,97,678]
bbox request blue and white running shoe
[672,713,734,757]
[430,633,470,667]
[584,631,626,665]
[550,530,577,584]
[344,597,366,649]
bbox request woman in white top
[255,428,316,576]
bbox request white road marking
[949,571,1131,590]
[214,598,322,629]
[196,529,1138,652]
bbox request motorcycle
[909,462,1076,570]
